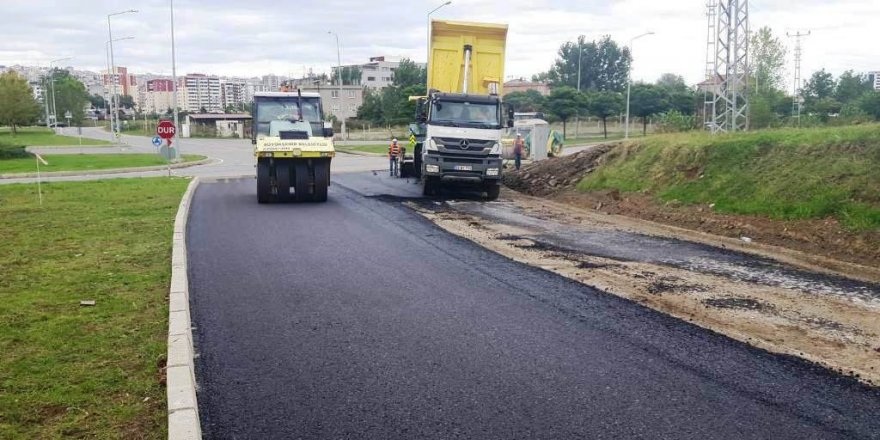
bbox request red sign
[157,120,176,139]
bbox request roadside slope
[504,125,880,267]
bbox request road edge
[0,158,212,179]
[166,177,202,440]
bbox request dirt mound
[503,144,616,196]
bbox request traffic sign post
[156,121,177,176]
[152,136,162,147]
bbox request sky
[1,0,877,87]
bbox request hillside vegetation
[578,124,880,231]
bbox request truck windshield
[430,100,500,129]
[255,97,323,136]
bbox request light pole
[107,9,138,139]
[576,36,584,138]
[170,0,181,160]
[328,31,345,139]
[105,37,133,141]
[427,1,452,86]
[624,31,654,139]
[46,57,72,129]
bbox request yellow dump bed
[428,20,508,95]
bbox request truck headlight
[426,138,438,151]
[489,142,501,155]
[426,164,440,173]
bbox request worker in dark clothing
[389,138,401,177]
[513,134,525,171]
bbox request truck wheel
[423,177,439,197]
[485,183,500,201]
[257,159,271,203]
[313,159,330,202]
[294,161,311,202]
[275,161,291,202]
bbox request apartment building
[221,78,248,110]
[140,79,177,114]
[180,73,222,113]
[333,56,426,90]
[300,85,364,121]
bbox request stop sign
[157,120,176,139]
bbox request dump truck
[252,91,335,203]
[411,20,512,199]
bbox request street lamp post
[328,31,345,139]
[170,0,181,160]
[107,9,138,139]
[427,1,452,86]
[624,31,655,139]
[105,37,133,141]
[46,57,72,129]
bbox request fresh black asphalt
[187,176,880,439]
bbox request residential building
[102,66,135,96]
[180,73,222,113]
[334,56,426,90]
[221,78,248,110]
[871,72,880,91]
[141,79,177,114]
[300,85,364,121]
[503,79,550,96]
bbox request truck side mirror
[416,99,428,123]
[507,107,515,128]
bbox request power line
[786,30,810,127]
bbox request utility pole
[787,30,810,127]
[328,31,345,139]
[107,9,138,140]
[711,0,750,133]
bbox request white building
[334,56,426,90]
[871,72,880,91]
[221,78,248,110]
[180,74,221,113]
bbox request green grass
[0,177,191,439]
[578,124,880,231]
[0,154,205,174]
[1,127,111,146]
[336,144,388,155]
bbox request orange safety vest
[389,143,401,157]
[514,138,525,155]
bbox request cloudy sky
[1,0,877,86]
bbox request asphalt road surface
[187,175,880,439]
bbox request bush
[655,110,697,133]
[0,142,31,159]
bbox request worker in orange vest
[513,134,525,170]
[389,138,401,177]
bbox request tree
[858,91,880,120]
[544,86,585,138]
[357,88,384,124]
[392,59,426,89]
[47,69,89,125]
[331,66,362,86]
[118,94,135,110]
[0,71,40,134]
[656,73,688,91]
[587,91,624,138]
[835,70,873,105]
[504,90,545,113]
[88,94,106,110]
[802,69,836,104]
[750,27,787,93]
[546,35,631,92]
[629,83,664,135]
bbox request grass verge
[0,177,191,438]
[0,154,205,174]
[578,124,880,231]
[1,127,111,146]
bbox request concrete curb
[0,158,212,179]
[167,177,202,440]
[336,148,385,157]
